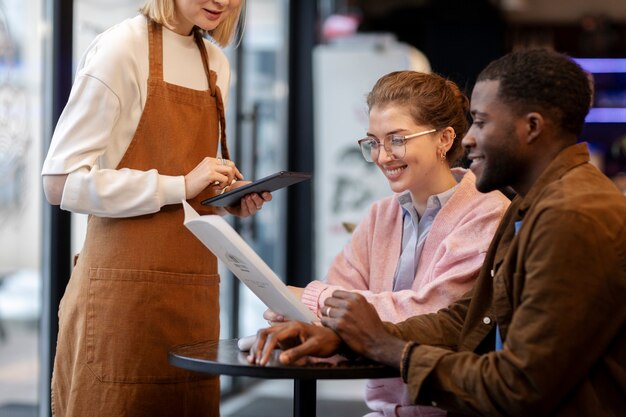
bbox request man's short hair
[477,48,592,137]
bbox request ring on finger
[325,306,332,317]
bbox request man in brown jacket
[249,49,626,416]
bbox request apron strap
[194,30,230,160]
[148,20,164,82]
[215,84,230,160]
[194,30,215,96]
[148,23,230,160]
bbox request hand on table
[320,290,406,368]
[247,321,342,366]
[249,290,406,370]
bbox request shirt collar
[396,181,460,218]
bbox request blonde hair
[139,0,245,47]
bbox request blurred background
[0,0,624,416]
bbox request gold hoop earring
[439,148,447,161]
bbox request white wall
[312,35,430,277]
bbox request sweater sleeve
[303,189,509,323]
[46,74,185,217]
[42,21,191,217]
[301,202,379,316]
[356,194,508,323]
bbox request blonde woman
[42,1,268,415]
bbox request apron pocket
[86,267,220,383]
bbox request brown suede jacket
[386,143,626,416]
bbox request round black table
[169,339,398,417]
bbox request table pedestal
[294,379,316,417]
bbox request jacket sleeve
[401,209,626,416]
[380,283,472,352]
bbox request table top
[169,339,399,380]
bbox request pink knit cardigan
[301,168,510,417]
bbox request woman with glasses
[266,71,510,416]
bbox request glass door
[222,0,290,342]
[218,0,290,395]
[0,0,45,414]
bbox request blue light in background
[586,108,626,123]
[574,58,626,123]
[575,58,626,73]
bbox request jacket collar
[517,142,591,216]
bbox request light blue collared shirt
[392,182,459,291]
[495,219,524,351]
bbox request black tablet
[201,171,311,207]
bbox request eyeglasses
[357,128,437,162]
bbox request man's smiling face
[462,80,527,194]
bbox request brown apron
[51,20,229,417]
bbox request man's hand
[321,290,406,368]
[247,321,342,366]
